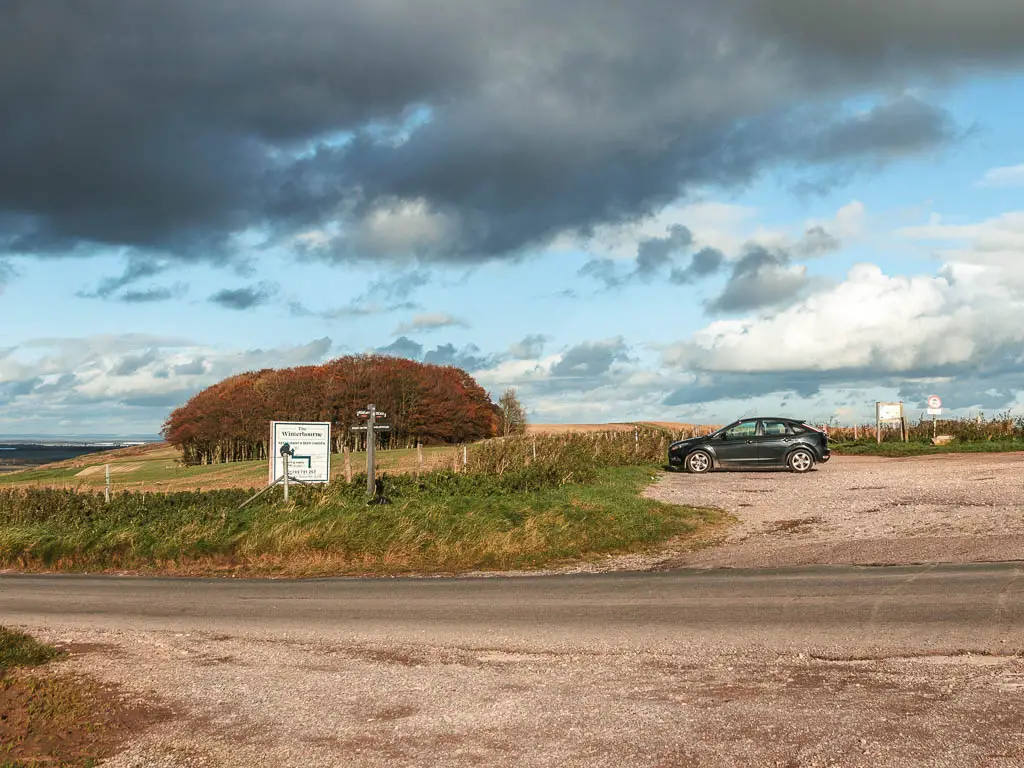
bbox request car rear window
[789,424,808,434]
[761,420,790,436]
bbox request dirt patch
[0,669,169,767]
[647,453,1024,568]
[765,516,823,535]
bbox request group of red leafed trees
[161,356,499,465]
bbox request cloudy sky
[2,0,1024,436]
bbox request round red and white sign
[927,395,942,409]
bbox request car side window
[724,421,757,439]
[761,420,790,436]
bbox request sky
[2,1,1024,436]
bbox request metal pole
[933,414,937,441]
[283,452,289,502]
[105,464,110,504]
[367,405,376,496]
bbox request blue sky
[2,2,1024,435]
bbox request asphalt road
[4,563,1022,655]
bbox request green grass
[831,439,1024,457]
[0,444,458,491]
[0,466,725,576]
[0,627,62,671]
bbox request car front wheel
[788,449,815,473]
[686,450,712,474]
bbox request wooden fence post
[344,446,352,483]
[417,442,423,478]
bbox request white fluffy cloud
[659,206,1024,412]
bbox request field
[0,422,717,493]
[0,442,464,493]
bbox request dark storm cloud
[208,284,276,310]
[669,247,725,285]
[0,259,15,291]
[706,246,809,314]
[635,225,693,280]
[77,256,167,299]
[580,225,698,288]
[2,1,1023,263]
[578,258,624,290]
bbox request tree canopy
[162,355,497,465]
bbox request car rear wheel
[686,451,712,474]
[788,449,814,473]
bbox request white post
[634,425,639,453]
[344,446,352,483]
[417,442,423,478]
[105,464,111,504]
[283,452,290,502]
[532,437,537,461]
[462,444,467,472]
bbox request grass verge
[1,627,161,768]
[0,466,726,576]
[831,439,1024,457]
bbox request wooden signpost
[352,404,390,496]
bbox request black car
[668,417,830,473]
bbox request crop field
[0,442,464,493]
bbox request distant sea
[0,435,160,472]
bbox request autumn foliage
[162,356,497,465]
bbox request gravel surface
[26,627,1024,768]
[646,453,1024,568]
[14,452,1024,766]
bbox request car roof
[734,416,801,422]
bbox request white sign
[269,421,331,484]
[927,395,942,409]
[876,402,903,421]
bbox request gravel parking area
[29,627,1024,768]
[647,453,1024,568]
